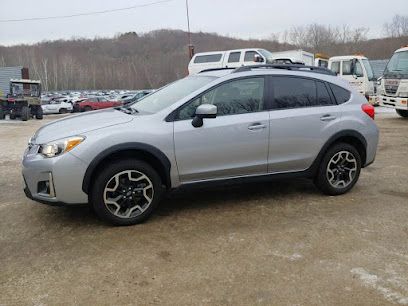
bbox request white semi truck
[378,46,408,118]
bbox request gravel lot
[1,111,408,305]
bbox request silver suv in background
[22,65,379,225]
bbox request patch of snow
[351,267,408,305]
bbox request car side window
[228,52,241,63]
[244,51,259,62]
[317,81,334,106]
[331,61,340,74]
[194,54,223,63]
[329,83,351,104]
[355,61,364,77]
[342,60,352,75]
[177,77,265,120]
[272,76,317,109]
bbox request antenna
[185,0,194,59]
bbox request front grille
[384,79,400,96]
[385,85,398,95]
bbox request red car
[75,97,122,112]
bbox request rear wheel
[84,106,92,112]
[314,143,361,196]
[91,159,164,226]
[396,109,408,118]
[59,108,67,114]
[21,106,30,121]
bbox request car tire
[21,106,30,121]
[9,112,16,120]
[59,108,67,114]
[314,143,361,196]
[0,106,4,120]
[396,109,408,118]
[84,106,92,112]
[91,159,164,226]
[35,106,43,119]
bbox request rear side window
[194,54,223,63]
[329,84,351,104]
[317,81,334,105]
[228,52,241,63]
[272,76,316,109]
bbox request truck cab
[378,46,408,117]
[315,53,329,68]
[328,55,376,104]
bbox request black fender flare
[82,142,171,194]
[307,129,368,176]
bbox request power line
[0,0,175,23]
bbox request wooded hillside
[0,29,407,90]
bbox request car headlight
[39,136,85,158]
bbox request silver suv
[22,65,379,225]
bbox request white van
[188,48,275,75]
[328,55,376,104]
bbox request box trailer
[0,66,29,96]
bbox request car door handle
[248,123,266,130]
[320,114,336,122]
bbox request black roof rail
[233,64,336,76]
[198,67,236,74]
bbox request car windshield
[130,76,216,113]
[362,59,375,80]
[384,51,408,76]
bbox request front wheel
[314,143,361,196]
[396,109,408,118]
[91,159,164,225]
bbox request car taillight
[361,104,375,119]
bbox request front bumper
[379,95,408,110]
[22,148,89,205]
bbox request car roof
[329,55,368,61]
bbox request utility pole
[186,0,194,59]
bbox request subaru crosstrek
[22,65,379,225]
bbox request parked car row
[40,89,154,115]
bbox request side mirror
[254,54,264,63]
[192,104,217,128]
[377,76,383,85]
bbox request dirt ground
[0,111,408,306]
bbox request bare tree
[384,15,408,37]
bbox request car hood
[32,108,133,144]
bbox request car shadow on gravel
[156,178,319,217]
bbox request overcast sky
[0,0,406,46]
